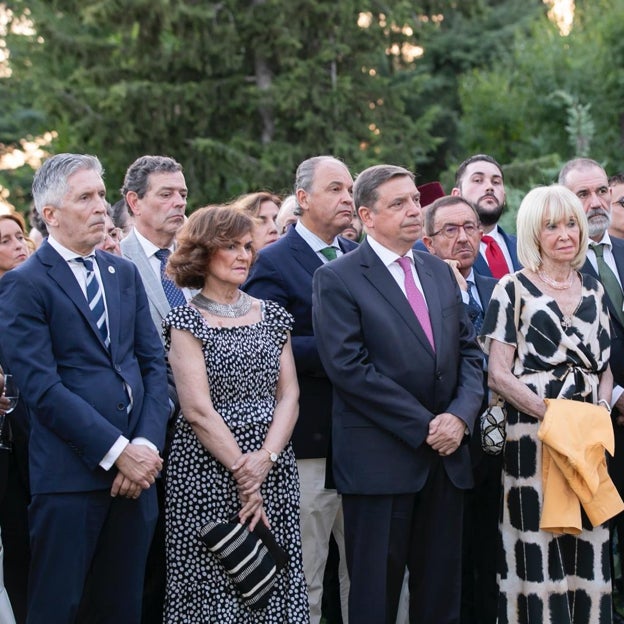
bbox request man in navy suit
[312,165,484,623]
[244,155,357,624]
[0,154,169,624]
[451,154,521,277]
[422,195,499,624]
[560,158,624,611]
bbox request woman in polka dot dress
[162,205,309,623]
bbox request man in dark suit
[244,155,357,624]
[451,154,521,277]
[120,154,189,623]
[560,158,624,614]
[312,165,484,623]
[0,154,169,624]
[422,195,499,624]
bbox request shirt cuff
[131,437,158,453]
[99,435,129,471]
[612,385,624,409]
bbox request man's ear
[450,188,461,197]
[422,236,435,254]
[295,188,308,214]
[125,192,140,216]
[358,205,374,229]
[41,205,58,229]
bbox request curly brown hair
[167,205,255,289]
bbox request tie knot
[75,256,95,272]
[320,246,338,261]
[481,235,494,244]
[396,256,412,274]
[593,243,606,258]
[155,249,171,264]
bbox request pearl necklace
[191,290,252,318]
[537,269,575,290]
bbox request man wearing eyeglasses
[422,195,499,624]
[560,158,624,620]
[451,154,521,279]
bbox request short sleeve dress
[162,300,309,624]
[479,271,613,624]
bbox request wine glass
[0,374,19,451]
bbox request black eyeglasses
[613,198,624,209]
[430,222,480,239]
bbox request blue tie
[154,249,186,309]
[75,256,110,348]
[466,280,484,334]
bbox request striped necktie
[75,256,109,348]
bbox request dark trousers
[0,450,30,624]
[28,488,157,624]
[343,459,464,624]
[461,453,502,624]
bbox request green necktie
[593,243,624,325]
[320,246,338,261]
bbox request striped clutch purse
[198,514,289,610]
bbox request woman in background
[233,192,281,251]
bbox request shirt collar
[366,235,414,268]
[47,235,95,262]
[295,220,340,253]
[133,227,174,258]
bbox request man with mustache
[451,154,521,278]
[422,196,499,624]
[559,159,624,616]
[0,154,169,623]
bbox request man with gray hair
[120,154,189,623]
[244,155,357,623]
[560,158,624,608]
[0,153,169,623]
[313,164,483,623]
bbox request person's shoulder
[497,225,517,243]
[262,299,294,330]
[414,249,449,271]
[611,236,624,253]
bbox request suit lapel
[360,242,435,356]
[286,228,323,276]
[473,253,493,277]
[121,231,170,320]
[40,242,109,351]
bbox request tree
[3,0,445,211]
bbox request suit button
[117,402,126,411]
[435,372,442,380]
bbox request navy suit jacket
[414,226,521,277]
[0,240,169,495]
[581,237,624,388]
[244,226,358,459]
[312,241,484,494]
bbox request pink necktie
[396,257,435,351]
[481,235,509,279]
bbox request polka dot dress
[480,272,613,624]
[162,300,310,623]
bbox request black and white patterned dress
[162,300,309,623]
[479,271,613,624]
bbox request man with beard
[560,158,624,620]
[451,154,521,278]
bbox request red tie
[481,235,509,279]
[396,257,435,351]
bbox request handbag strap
[489,273,522,407]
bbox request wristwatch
[262,447,278,463]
